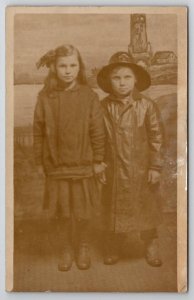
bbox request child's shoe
[103,243,119,265]
[76,243,91,270]
[58,245,73,271]
[145,239,162,267]
[103,253,119,265]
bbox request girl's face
[110,66,136,97]
[55,54,80,84]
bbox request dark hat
[97,51,151,93]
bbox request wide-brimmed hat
[97,51,151,93]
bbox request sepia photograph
[6,6,187,292]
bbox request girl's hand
[37,165,45,178]
[148,169,161,184]
[93,162,107,185]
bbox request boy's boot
[75,219,91,270]
[58,218,73,272]
[144,238,162,267]
[140,228,162,267]
[104,232,119,265]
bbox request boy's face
[55,55,79,84]
[110,66,136,97]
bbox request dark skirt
[43,176,101,220]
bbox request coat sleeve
[145,100,164,171]
[89,93,105,163]
[33,94,45,165]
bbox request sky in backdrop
[14,13,177,76]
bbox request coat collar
[48,82,81,98]
[55,80,80,92]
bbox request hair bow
[36,49,56,69]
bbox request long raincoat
[101,88,164,233]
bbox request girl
[34,45,105,271]
[97,51,164,267]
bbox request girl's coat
[34,83,105,178]
[33,83,105,217]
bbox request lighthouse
[128,14,152,67]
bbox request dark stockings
[58,217,90,248]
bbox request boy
[97,51,164,267]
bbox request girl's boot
[75,219,91,270]
[58,218,73,271]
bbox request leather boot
[57,217,73,271]
[75,219,91,270]
[58,245,73,271]
[76,243,91,270]
[145,239,162,267]
[104,252,119,265]
[103,233,119,265]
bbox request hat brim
[97,62,151,93]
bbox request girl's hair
[43,44,87,95]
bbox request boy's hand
[37,165,45,178]
[148,169,161,184]
[93,162,107,185]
